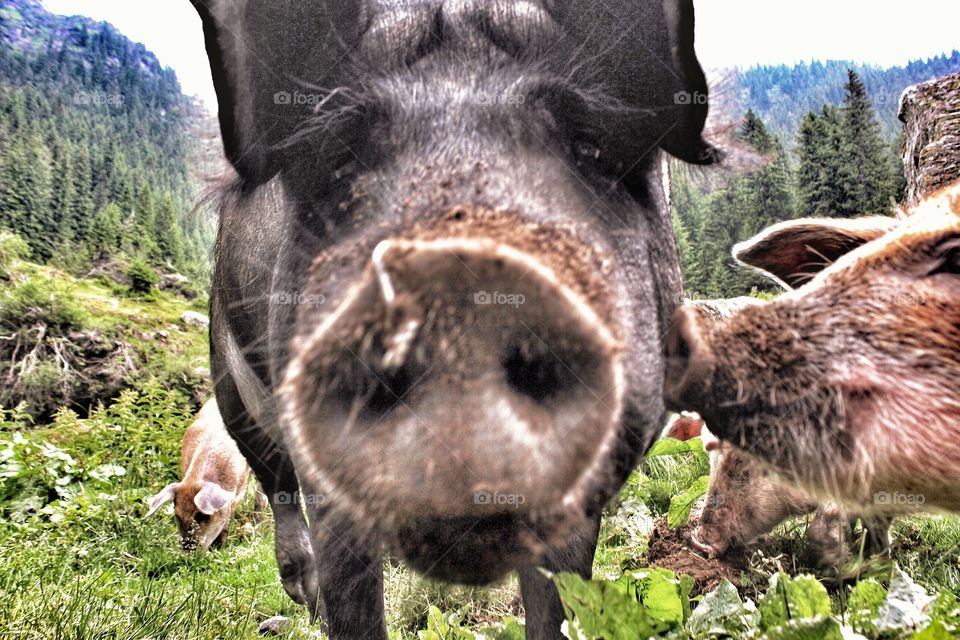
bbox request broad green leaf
[668,475,709,528]
[876,565,934,634]
[554,572,658,640]
[760,616,844,640]
[478,616,524,640]
[911,620,953,640]
[679,574,695,621]
[759,574,832,631]
[630,568,686,625]
[928,591,960,631]
[847,578,886,637]
[610,496,656,549]
[647,437,700,458]
[687,579,760,639]
[553,570,687,640]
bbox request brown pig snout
[663,305,716,411]
[282,238,624,580]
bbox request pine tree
[839,69,896,214]
[69,146,95,241]
[671,170,710,294]
[50,143,76,242]
[0,134,54,260]
[132,183,159,259]
[154,192,185,268]
[86,202,124,260]
[796,106,853,217]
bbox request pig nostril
[502,343,574,403]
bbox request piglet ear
[146,483,180,516]
[663,412,705,441]
[194,482,235,515]
[734,216,901,289]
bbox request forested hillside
[730,51,960,153]
[675,67,922,298]
[0,0,215,278]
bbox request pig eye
[572,140,622,178]
[574,141,600,161]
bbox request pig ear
[551,0,720,166]
[733,216,901,289]
[657,0,721,165]
[146,483,180,516]
[664,412,705,441]
[189,0,362,183]
[194,482,235,515]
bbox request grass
[1,259,959,638]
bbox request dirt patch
[0,324,139,421]
[644,516,746,596]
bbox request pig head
[666,185,960,513]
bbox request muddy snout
[663,306,716,412]
[282,238,623,580]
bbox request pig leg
[307,506,387,640]
[251,451,319,610]
[215,375,320,612]
[860,515,893,558]
[519,513,602,640]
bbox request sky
[42,0,960,111]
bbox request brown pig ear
[194,482,235,515]
[733,216,902,289]
[663,412,705,441]
[145,483,180,517]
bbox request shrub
[126,258,158,295]
[0,276,87,332]
[0,230,30,279]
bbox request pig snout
[663,306,715,412]
[281,238,623,582]
[689,525,728,558]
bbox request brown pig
[663,413,891,567]
[147,399,251,551]
[665,183,960,513]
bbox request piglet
[147,399,251,551]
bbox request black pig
[191,1,718,637]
